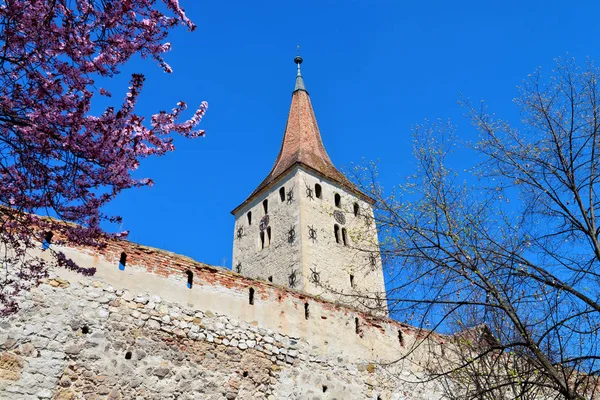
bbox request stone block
[0,352,24,380]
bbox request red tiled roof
[232,88,373,215]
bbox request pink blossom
[0,0,207,316]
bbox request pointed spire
[294,53,306,93]
[231,53,374,214]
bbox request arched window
[334,224,340,244]
[353,203,360,217]
[119,252,127,271]
[260,231,265,249]
[334,193,341,208]
[315,184,322,199]
[42,231,53,251]
[185,270,193,289]
[342,228,348,246]
[263,199,268,214]
[279,187,285,202]
[247,211,252,225]
[267,226,272,246]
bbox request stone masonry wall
[232,165,387,313]
[232,169,303,289]
[298,169,387,311]
[0,237,447,399]
[0,276,445,399]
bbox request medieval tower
[0,51,466,398]
[231,56,387,313]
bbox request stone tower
[231,56,387,314]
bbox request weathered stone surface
[232,167,388,316]
[47,278,69,289]
[0,263,444,399]
[0,352,24,381]
[153,367,170,379]
[19,343,37,358]
[54,389,75,400]
[64,344,81,355]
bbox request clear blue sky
[101,0,600,269]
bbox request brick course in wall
[78,236,421,340]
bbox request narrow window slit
[342,228,348,246]
[398,330,404,347]
[334,224,340,244]
[355,317,360,334]
[350,274,355,288]
[304,303,310,320]
[42,231,53,251]
[353,203,360,217]
[315,184,322,199]
[119,252,127,271]
[267,226,272,245]
[249,287,255,305]
[186,270,193,289]
[247,211,252,225]
[260,231,265,249]
[279,187,285,202]
[334,193,341,208]
[263,199,268,214]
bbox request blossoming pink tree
[0,0,208,315]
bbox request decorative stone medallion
[259,215,270,232]
[333,210,346,225]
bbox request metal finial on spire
[294,45,303,65]
[293,46,306,93]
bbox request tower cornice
[231,162,374,215]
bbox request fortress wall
[56,240,443,364]
[0,239,447,399]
